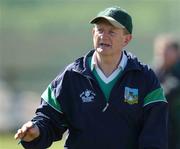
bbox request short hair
[93,19,131,35]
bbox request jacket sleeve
[139,69,168,149]
[22,100,68,149]
[21,71,69,149]
[139,102,168,149]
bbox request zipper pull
[102,102,109,112]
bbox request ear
[123,34,132,47]
[92,27,95,36]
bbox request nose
[99,31,109,40]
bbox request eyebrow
[95,24,119,31]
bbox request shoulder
[126,51,155,75]
[52,54,87,84]
[126,51,160,89]
[58,50,94,76]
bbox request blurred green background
[0,0,180,148]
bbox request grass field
[0,134,65,149]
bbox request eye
[96,28,103,34]
[109,30,116,36]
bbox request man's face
[164,46,179,68]
[92,20,132,56]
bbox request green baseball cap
[90,6,133,34]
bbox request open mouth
[99,43,112,48]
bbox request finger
[14,122,33,139]
[21,125,29,133]
[14,129,23,139]
[21,121,34,133]
[14,131,19,139]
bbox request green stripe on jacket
[144,87,167,106]
[41,84,62,113]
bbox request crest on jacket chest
[124,87,138,105]
[80,89,96,103]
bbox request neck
[95,51,122,77]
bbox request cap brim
[90,16,125,29]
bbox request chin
[96,48,113,56]
[97,47,110,52]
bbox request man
[15,6,168,149]
[153,34,180,149]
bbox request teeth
[100,43,110,46]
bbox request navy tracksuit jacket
[22,50,168,149]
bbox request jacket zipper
[102,102,109,112]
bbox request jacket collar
[72,49,142,77]
[90,50,127,72]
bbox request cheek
[113,39,124,47]
[93,34,100,42]
[93,34,99,48]
[164,51,177,64]
[165,50,175,58]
